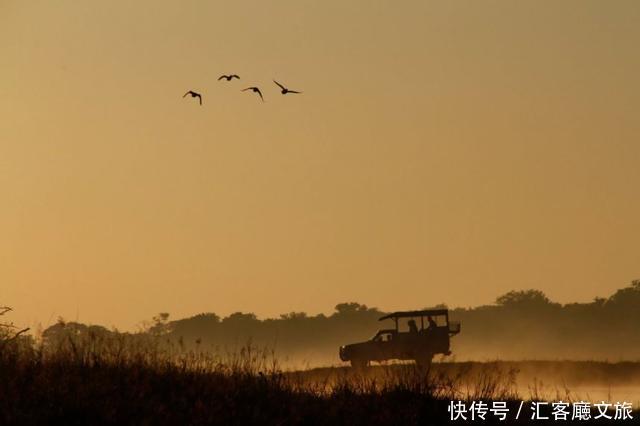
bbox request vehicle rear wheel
[415,354,433,369]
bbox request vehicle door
[373,332,395,359]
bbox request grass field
[1,336,637,425]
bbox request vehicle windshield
[372,331,394,342]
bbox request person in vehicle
[408,319,418,334]
[427,316,437,330]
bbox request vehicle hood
[339,341,370,360]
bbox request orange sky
[1,0,639,330]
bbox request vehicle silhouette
[339,309,461,368]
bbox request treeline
[40,280,640,366]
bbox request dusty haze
[1,1,639,330]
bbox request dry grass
[0,331,632,425]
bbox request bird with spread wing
[274,80,302,95]
[218,74,240,81]
[183,90,202,105]
[242,87,264,102]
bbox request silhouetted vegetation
[1,335,633,425]
[0,319,508,426]
[452,280,640,360]
[43,281,640,366]
[3,289,639,425]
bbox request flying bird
[273,80,301,95]
[183,90,202,105]
[242,87,264,102]
[218,74,240,81]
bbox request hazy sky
[2,0,639,330]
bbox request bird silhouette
[242,87,264,102]
[273,80,301,94]
[183,90,202,105]
[218,74,240,81]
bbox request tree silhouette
[495,289,553,307]
[36,279,640,364]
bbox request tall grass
[0,328,605,425]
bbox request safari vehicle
[339,309,461,368]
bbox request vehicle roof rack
[379,309,448,321]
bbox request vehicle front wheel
[351,358,369,369]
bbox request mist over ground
[39,280,640,367]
